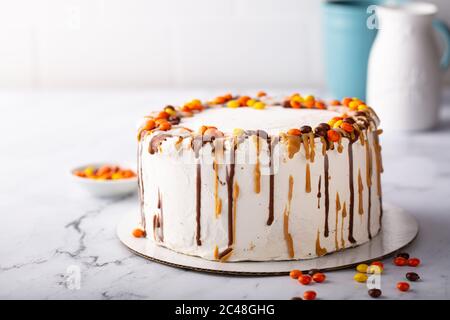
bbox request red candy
[394,257,408,266]
[298,275,312,285]
[397,282,410,292]
[408,258,421,267]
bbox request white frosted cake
[135,93,383,262]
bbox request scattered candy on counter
[288,248,422,299]
[73,165,136,181]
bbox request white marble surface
[1,89,450,300]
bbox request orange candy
[330,99,341,106]
[327,130,340,142]
[303,291,317,300]
[238,96,251,107]
[304,100,315,108]
[341,122,354,133]
[143,119,156,130]
[290,100,301,109]
[408,258,421,267]
[287,128,302,136]
[315,101,326,110]
[158,121,172,131]
[397,282,410,292]
[257,91,267,98]
[132,228,146,238]
[156,111,170,120]
[298,275,312,285]
[289,269,302,279]
[312,273,326,283]
[342,97,353,107]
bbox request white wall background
[1,0,449,89]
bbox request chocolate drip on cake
[157,188,164,242]
[149,133,172,154]
[324,154,330,238]
[348,142,357,244]
[267,136,279,226]
[225,140,237,247]
[196,163,202,246]
[283,175,295,258]
[137,141,146,233]
[317,175,322,209]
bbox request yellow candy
[333,120,343,129]
[233,128,245,136]
[164,107,176,116]
[84,166,95,177]
[305,95,315,102]
[191,99,202,106]
[291,95,304,103]
[354,273,368,283]
[358,104,368,111]
[227,100,240,108]
[367,265,383,274]
[348,101,360,110]
[246,99,256,107]
[252,102,266,110]
[356,264,369,273]
[111,173,122,180]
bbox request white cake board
[117,203,418,276]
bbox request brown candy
[300,126,312,134]
[406,272,420,282]
[318,123,331,131]
[396,252,410,260]
[368,289,382,298]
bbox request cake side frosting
[136,93,383,262]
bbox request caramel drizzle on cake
[253,135,261,194]
[341,202,347,249]
[365,136,373,239]
[283,175,295,258]
[305,163,311,193]
[315,230,327,257]
[335,192,341,251]
[358,169,364,216]
[317,175,322,209]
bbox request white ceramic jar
[367,2,450,131]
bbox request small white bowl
[70,163,138,198]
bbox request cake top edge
[137,92,381,146]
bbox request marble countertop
[1,89,450,300]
